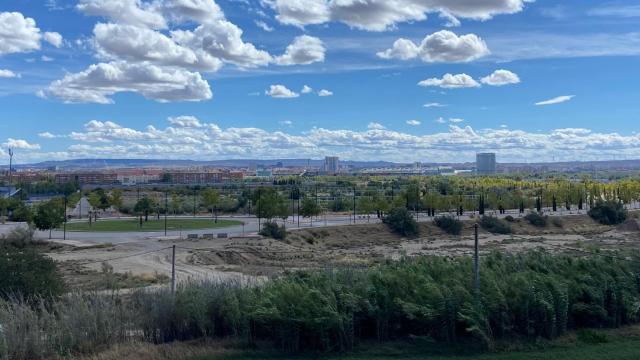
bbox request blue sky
[1,0,639,164]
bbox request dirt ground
[45,211,640,289]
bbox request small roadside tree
[134,196,153,222]
[201,188,220,223]
[300,197,321,225]
[33,198,65,239]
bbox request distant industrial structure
[476,153,497,175]
[324,156,340,175]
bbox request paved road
[2,202,639,245]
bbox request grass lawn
[62,218,243,232]
[197,336,640,360]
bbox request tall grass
[1,250,640,359]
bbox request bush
[0,247,64,299]
[0,226,38,248]
[524,212,547,227]
[383,207,419,237]
[588,201,627,225]
[434,215,463,235]
[577,329,609,344]
[504,215,515,222]
[479,216,512,234]
[259,221,287,240]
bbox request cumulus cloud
[0,69,19,78]
[418,73,480,89]
[44,61,212,104]
[27,116,640,163]
[378,30,489,63]
[168,115,203,128]
[275,35,325,65]
[318,89,333,97]
[46,0,320,104]
[2,138,40,150]
[266,84,299,98]
[435,117,447,124]
[38,132,58,139]
[367,122,385,130]
[535,95,575,106]
[301,85,313,94]
[76,0,167,29]
[406,119,421,126]
[449,118,464,123]
[0,12,62,56]
[480,69,520,86]
[43,31,63,47]
[268,0,529,31]
[93,23,222,71]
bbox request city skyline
[1,0,640,164]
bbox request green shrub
[383,207,419,237]
[259,221,287,240]
[524,212,547,227]
[577,329,609,344]
[588,201,627,225]
[434,215,463,235]
[0,226,38,248]
[0,247,64,299]
[479,216,512,234]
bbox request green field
[203,337,640,360]
[62,218,243,232]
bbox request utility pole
[63,195,67,240]
[353,186,356,224]
[164,190,168,236]
[473,223,480,303]
[171,244,176,294]
[7,148,13,186]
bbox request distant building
[55,172,118,185]
[324,156,339,175]
[476,153,497,175]
[256,167,273,178]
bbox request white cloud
[367,122,385,130]
[255,20,274,32]
[168,115,203,128]
[418,73,480,89]
[43,31,63,47]
[535,95,575,106]
[449,118,464,123]
[318,89,333,97]
[41,55,54,62]
[275,35,325,65]
[38,132,57,139]
[2,138,40,150]
[435,117,446,124]
[266,84,299,98]
[301,85,313,94]
[44,61,212,104]
[279,120,293,126]
[406,119,421,126]
[93,23,222,72]
[0,12,43,55]
[163,0,225,24]
[480,69,520,86]
[588,5,640,18]
[378,30,489,63]
[76,0,167,29]
[0,69,19,78]
[268,0,529,31]
[14,117,640,163]
[423,102,446,108]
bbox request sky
[1,0,640,164]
